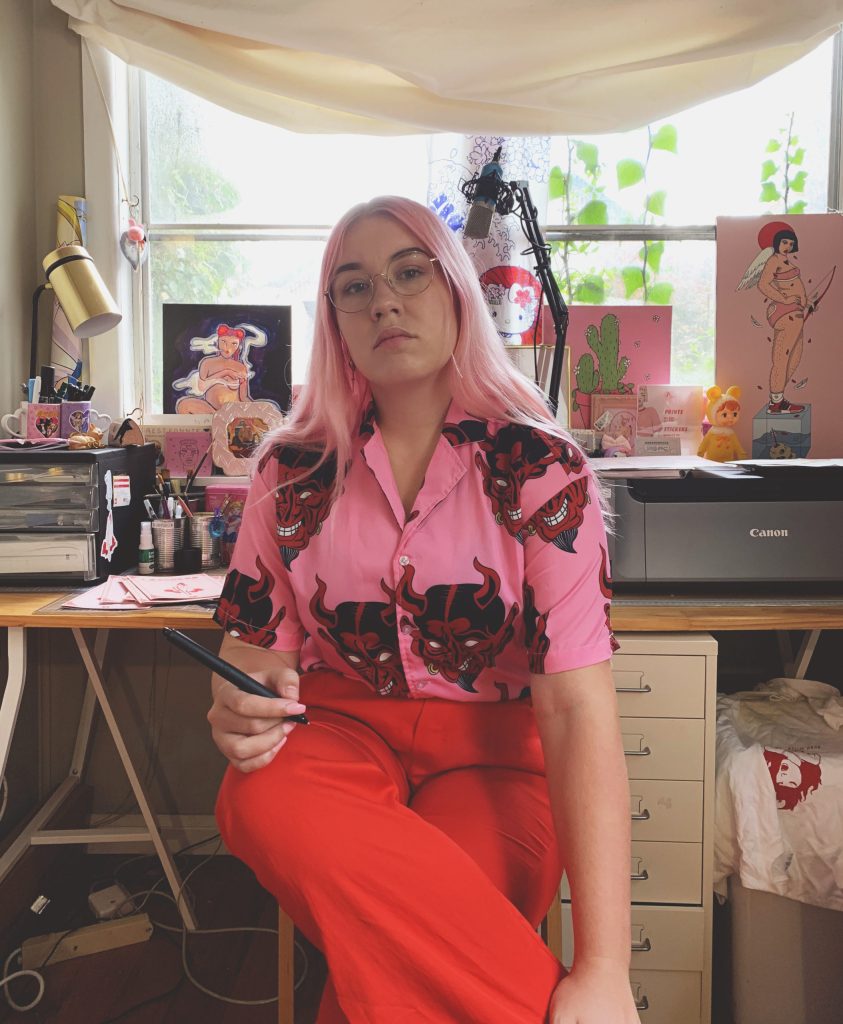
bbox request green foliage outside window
[760,113,809,215]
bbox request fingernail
[283,685,298,699]
[287,702,306,714]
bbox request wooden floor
[0,852,327,1024]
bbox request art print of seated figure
[173,323,255,414]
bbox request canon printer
[597,458,843,587]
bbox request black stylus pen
[162,627,309,724]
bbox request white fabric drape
[53,0,843,135]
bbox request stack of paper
[63,574,224,610]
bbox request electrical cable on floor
[0,832,309,1017]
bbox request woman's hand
[549,958,641,1023]
[207,661,306,773]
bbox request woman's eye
[343,279,370,296]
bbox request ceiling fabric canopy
[54,0,843,134]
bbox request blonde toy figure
[698,385,747,463]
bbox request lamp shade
[42,244,121,338]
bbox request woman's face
[219,334,241,358]
[778,237,796,254]
[776,758,802,789]
[330,215,458,393]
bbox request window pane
[147,239,326,411]
[552,240,715,386]
[145,75,432,225]
[547,39,833,226]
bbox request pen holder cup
[151,519,185,573]
[189,513,221,569]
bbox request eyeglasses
[326,250,439,313]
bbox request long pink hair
[260,196,568,495]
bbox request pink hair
[259,196,567,496]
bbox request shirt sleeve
[521,459,618,675]
[212,453,305,652]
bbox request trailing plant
[760,113,808,214]
[548,139,609,304]
[617,123,677,305]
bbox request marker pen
[162,627,308,724]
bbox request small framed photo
[210,401,285,475]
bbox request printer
[599,459,843,587]
[0,445,157,583]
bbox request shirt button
[398,555,410,567]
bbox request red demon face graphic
[475,425,583,541]
[214,557,287,649]
[599,544,620,653]
[309,576,408,697]
[763,749,822,811]
[522,581,550,674]
[523,476,590,552]
[271,449,337,568]
[396,559,518,693]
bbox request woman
[208,196,639,1024]
[738,222,807,415]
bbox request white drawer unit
[613,653,706,718]
[630,970,703,1024]
[622,717,705,780]
[629,780,704,842]
[561,841,702,904]
[610,635,716,1022]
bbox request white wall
[0,0,36,416]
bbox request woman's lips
[375,329,412,349]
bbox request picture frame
[163,428,213,479]
[161,303,291,418]
[210,401,285,476]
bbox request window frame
[122,31,843,418]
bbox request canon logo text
[749,528,789,538]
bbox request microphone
[463,147,504,240]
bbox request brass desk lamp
[30,244,122,379]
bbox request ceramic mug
[60,402,111,439]
[27,402,62,440]
[1,402,27,438]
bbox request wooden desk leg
[0,626,27,784]
[71,627,198,932]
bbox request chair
[276,885,564,1024]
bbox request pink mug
[27,402,62,440]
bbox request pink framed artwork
[210,401,285,475]
[716,215,842,458]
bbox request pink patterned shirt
[213,401,617,701]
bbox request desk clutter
[61,572,224,609]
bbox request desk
[1,590,842,934]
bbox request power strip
[88,884,135,921]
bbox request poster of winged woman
[716,215,839,458]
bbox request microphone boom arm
[509,181,569,417]
[459,169,569,416]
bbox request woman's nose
[369,274,402,316]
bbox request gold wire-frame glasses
[326,250,439,313]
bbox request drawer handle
[631,937,651,953]
[615,683,652,694]
[630,808,650,821]
[634,995,649,1012]
[624,746,652,757]
[630,868,649,881]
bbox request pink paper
[543,306,672,428]
[716,215,842,458]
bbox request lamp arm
[30,282,51,380]
[508,182,569,416]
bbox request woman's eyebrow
[333,247,427,276]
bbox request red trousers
[216,671,564,1023]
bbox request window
[133,37,837,410]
